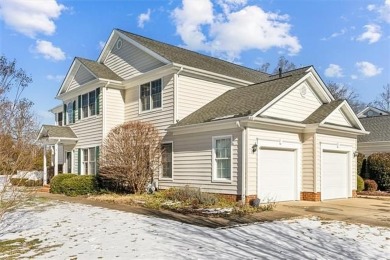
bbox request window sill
[139,107,163,115]
[211,178,232,184]
[159,177,173,181]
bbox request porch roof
[36,125,78,145]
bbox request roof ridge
[116,29,270,77]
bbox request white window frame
[139,78,163,113]
[160,142,173,180]
[67,101,74,125]
[212,135,233,182]
[81,90,97,119]
[82,147,96,175]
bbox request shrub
[367,152,390,191]
[357,175,364,192]
[357,153,365,176]
[60,175,97,196]
[162,186,219,207]
[364,179,378,192]
[10,178,42,187]
[50,174,76,194]
[99,121,162,194]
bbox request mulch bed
[357,191,390,196]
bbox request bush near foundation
[364,179,378,192]
[357,175,364,192]
[50,174,76,194]
[367,153,390,191]
[60,175,97,196]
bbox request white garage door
[258,148,297,202]
[322,151,349,200]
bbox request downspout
[102,81,110,138]
[174,67,184,123]
[236,121,246,202]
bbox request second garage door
[322,151,349,200]
[258,148,297,202]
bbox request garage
[258,148,297,202]
[321,151,349,200]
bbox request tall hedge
[356,153,365,177]
[367,152,390,191]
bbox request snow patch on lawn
[0,201,389,259]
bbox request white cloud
[367,0,390,23]
[0,0,65,38]
[357,24,381,43]
[356,61,383,77]
[172,0,301,61]
[325,64,344,78]
[350,74,358,80]
[321,28,346,41]
[46,74,64,82]
[33,40,66,61]
[138,9,151,28]
[98,41,106,50]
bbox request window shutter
[96,146,100,174]
[96,88,100,115]
[78,95,81,120]
[72,100,76,123]
[63,104,67,125]
[78,148,81,175]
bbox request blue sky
[1,0,389,125]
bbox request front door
[66,152,72,173]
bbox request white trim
[320,143,353,201]
[57,60,79,96]
[160,141,174,181]
[138,78,164,114]
[212,135,233,183]
[357,106,389,118]
[173,73,178,123]
[256,139,302,201]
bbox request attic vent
[116,39,123,50]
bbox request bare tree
[99,121,162,193]
[327,82,366,113]
[258,56,297,74]
[0,56,38,221]
[373,84,390,112]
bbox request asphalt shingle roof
[118,29,269,83]
[303,100,344,124]
[40,125,77,139]
[358,115,390,142]
[77,57,123,81]
[176,69,309,126]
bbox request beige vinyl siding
[177,75,234,120]
[159,128,241,195]
[105,88,125,135]
[315,134,357,192]
[324,109,352,127]
[261,82,322,122]
[68,66,95,91]
[358,142,390,156]
[246,128,301,195]
[104,37,165,80]
[302,133,315,192]
[124,74,174,133]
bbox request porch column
[54,142,59,176]
[43,145,47,185]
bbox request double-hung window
[67,101,74,124]
[81,90,97,118]
[212,136,232,181]
[57,112,63,126]
[82,147,96,175]
[161,143,173,179]
[140,79,162,112]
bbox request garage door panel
[322,151,348,200]
[258,149,296,202]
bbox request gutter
[236,121,247,202]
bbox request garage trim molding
[256,139,302,201]
[320,143,353,201]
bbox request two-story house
[37,28,367,202]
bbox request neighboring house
[357,106,389,118]
[358,115,390,156]
[36,29,368,202]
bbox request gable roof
[358,115,390,142]
[37,125,77,140]
[76,57,123,81]
[116,29,269,83]
[303,100,344,124]
[176,68,309,126]
[357,106,389,118]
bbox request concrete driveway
[276,197,390,227]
